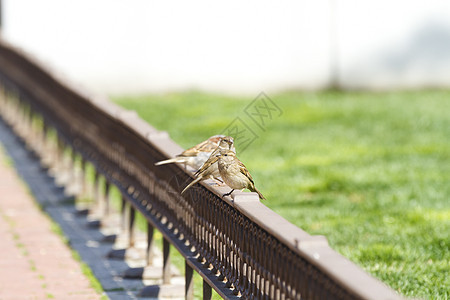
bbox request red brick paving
[0,149,101,299]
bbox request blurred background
[3,0,450,95]
[1,1,449,298]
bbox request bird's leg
[222,189,234,198]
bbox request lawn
[113,90,450,299]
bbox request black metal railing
[0,39,402,300]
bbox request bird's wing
[180,137,220,157]
[238,160,254,184]
[197,138,222,153]
[237,159,265,200]
[194,152,219,176]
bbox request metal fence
[0,39,402,300]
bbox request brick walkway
[0,148,101,299]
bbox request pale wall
[3,0,450,95]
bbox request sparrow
[217,149,266,200]
[181,136,235,194]
[155,135,224,170]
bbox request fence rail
[0,39,402,300]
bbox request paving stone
[0,117,181,300]
[0,119,100,299]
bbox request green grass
[112,90,450,299]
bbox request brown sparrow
[155,135,224,170]
[181,136,235,194]
[217,149,265,200]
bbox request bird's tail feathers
[251,187,266,200]
[155,157,185,166]
[181,177,202,194]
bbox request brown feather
[194,155,219,176]
[179,136,222,157]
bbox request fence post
[41,122,50,167]
[128,205,135,248]
[104,181,111,216]
[93,170,100,209]
[106,193,131,259]
[163,237,171,284]
[146,222,154,266]
[121,194,128,231]
[185,262,194,300]
[75,158,90,216]
[69,149,77,188]
[81,157,87,194]
[57,134,64,167]
[203,280,212,300]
